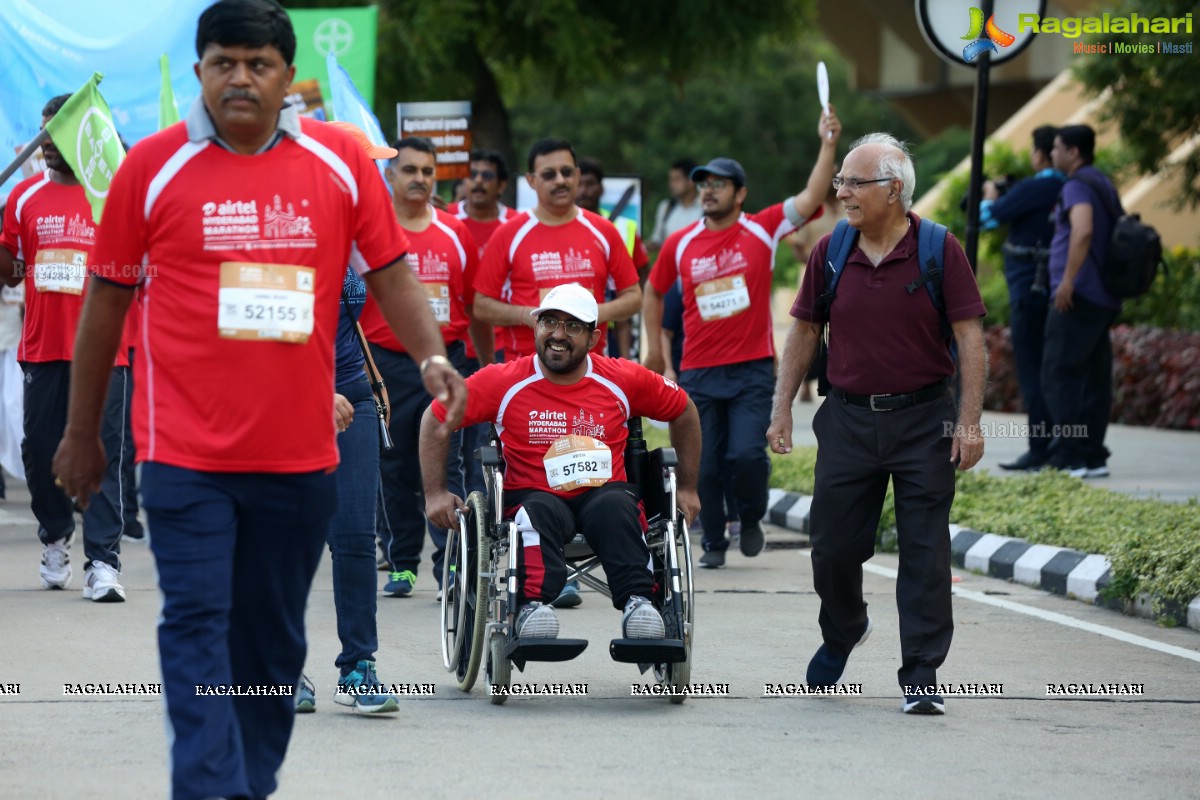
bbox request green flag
[159,53,181,130]
[44,72,127,223]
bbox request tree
[1072,0,1200,208]
[368,0,815,199]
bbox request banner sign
[0,0,212,198]
[396,101,472,181]
[288,7,378,121]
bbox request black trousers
[809,391,956,690]
[1008,291,1051,458]
[507,482,653,611]
[21,361,134,569]
[1041,297,1118,468]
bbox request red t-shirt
[451,201,512,360]
[791,212,987,394]
[650,203,819,371]
[1,174,129,365]
[476,208,639,359]
[360,206,476,352]
[431,353,688,497]
[89,119,409,472]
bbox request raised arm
[791,106,842,222]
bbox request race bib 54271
[695,274,750,321]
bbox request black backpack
[813,218,952,395]
[1064,172,1164,298]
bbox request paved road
[1,476,1198,799]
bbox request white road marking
[860,562,1200,664]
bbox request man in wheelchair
[420,282,700,641]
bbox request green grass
[641,425,1200,610]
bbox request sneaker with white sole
[902,693,946,715]
[622,595,665,639]
[806,616,873,687]
[334,660,399,714]
[40,537,73,590]
[82,561,126,602]
[514,602,559,639]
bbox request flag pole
[0,129,50,187]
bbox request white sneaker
[622,596,665,639]
[514,602,559,639]
[40,537,73,589]
[82,561,126,602]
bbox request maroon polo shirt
[792,212,986,395]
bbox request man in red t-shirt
[769,133,987,715]
[420,283,700,639]
[51,2,464,797]
[448,149,511,498]
[643,109,841,569]
[0,94,138,602]
[474,138,641,361]
[360,135,488,598]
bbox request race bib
[695,275,750,321]
[543,435,612,491]
[217,262,316,344]
[33,248,87,295]
[424,281,451,326]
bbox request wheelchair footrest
[609,638,687,664]
[506,638,589,665]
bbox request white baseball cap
[529,283,598,325]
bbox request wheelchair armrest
[650,447,677,469]
[476,446,501,467]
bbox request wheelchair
[439,418,694,704]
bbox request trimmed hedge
[985,324,1200,430]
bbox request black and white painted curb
[766,489,1200,632]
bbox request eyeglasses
[696,178,730,191]
[537,317,591,337]
[470,169,497,181]
[536,166,576,181]
[832,176,894,191]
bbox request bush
[985,323,1200,430]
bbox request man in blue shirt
[980,126,1063,471]
[1042,124,1121,477]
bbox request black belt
[830,381,949,412]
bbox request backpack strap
[1063,171,1123,223]
[906,218,952,340]
[819,219,858,315]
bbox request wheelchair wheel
[656,514,694,704]
[442,491,491,691]
[485,630,511,705]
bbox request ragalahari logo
[961,7,1016,62]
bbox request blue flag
[326,53,390,183]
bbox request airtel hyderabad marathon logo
[960,7,1015,62]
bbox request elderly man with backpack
[767,133,987,716]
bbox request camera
[959,174,1018,212]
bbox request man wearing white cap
[418,282,701,639]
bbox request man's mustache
[222,88,259,104]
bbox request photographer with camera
[979,125,1064,471]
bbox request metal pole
[964,0,994,274]
[0,129,50,188]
